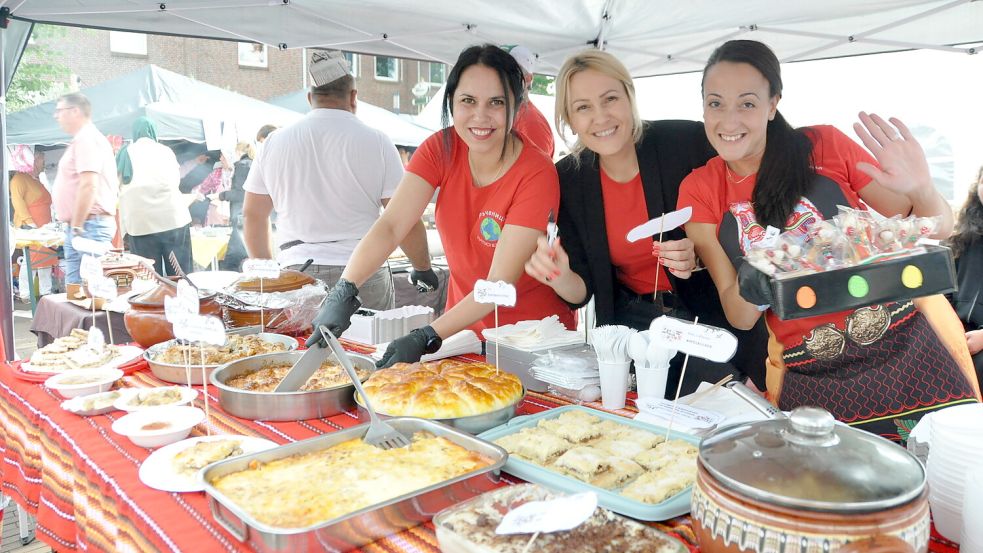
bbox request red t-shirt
[408,130,575,333]
[513,102,555,159]
[600,170,671,294]
[677,125,876,348]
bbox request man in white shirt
[242,52,433,309]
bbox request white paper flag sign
[495,492,597,535]
[649,316,738,363]
[71,236,112,256]
[87,327,106,351]
[164,295,190,324]
[80,255,103,282]
[88,276,118,299]
[174,315,226,345]
[473,280,517,307]
[626,206,693,243]
[635,397,726,430]
[242,258,281,279]
[176,280,199,315]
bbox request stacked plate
[926,403,983,542]
[963,467,983,553]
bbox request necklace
[469,147,511,187]
[726,165,754,185]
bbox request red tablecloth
[0,351,962,552]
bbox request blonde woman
[524,50,769,395]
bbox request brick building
[31,27,445,114]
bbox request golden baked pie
[361,360,523,419]
[208,431,492,528]
[156,334,288,365]
[224,360,369,392]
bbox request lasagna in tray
[492,411,697,504]
[208,431,492,528]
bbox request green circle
[847,275,869,298]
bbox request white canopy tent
[1,0,982,358]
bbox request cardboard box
[770,245,956,320]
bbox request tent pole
[0,22,17,361]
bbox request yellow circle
[901,265,923,289]
[796,286,817,309]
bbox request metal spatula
[319,325,410,450]
[273,340,332,392]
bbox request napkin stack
[371,329,482,363]
[481,315,582,351]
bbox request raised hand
[852,112,933,197]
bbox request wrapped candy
[805,220,858,270]
[835,206,876,258]
[897,216,940,249]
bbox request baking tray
[144,333,298,385]
[477,405,700,521]
[200,417,507,552]
[209,351,374,421]
[770,245,956,320]
[354,387,525,435]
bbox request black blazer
[555,120,721,325]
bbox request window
[109,31,147,56]
[342,52,360,78]
[427,62,446,85]
[238,42,268,68]
[375,56,399,81]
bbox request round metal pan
[143,333,298,385]
[354,387,525,435]
[209,351,375,421]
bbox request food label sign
[176,279,199,315]
[172,314,226,346]
[473,279,516,307]
[88,276,118,299]
[80,255,103,282]
[242,258,281,279]
[649,316,738,363]
[495,492,597,535]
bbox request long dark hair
[949,172,983,259]
[440,44,524,160]
[702,40,815,230]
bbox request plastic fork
[318,325,411,450]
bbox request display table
[29,293,132,348]
[13,228,64,315]
[0,351,961,552]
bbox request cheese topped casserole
[208,432,491,528]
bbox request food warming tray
[209,350,374,421]
[478,405,700,521]
[200,417,507,552]
[144,332,298,385]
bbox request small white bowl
[44,368,124,399]
[114,386,198,412]
[111,406,205,448]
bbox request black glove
[306,278,361,347]
[408,268,439,293]
[376,328,429,368]
[737,259,774,309]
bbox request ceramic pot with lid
[224,269,316,331]
[692,405,929,553]
[124,278,222,348]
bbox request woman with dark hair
[309,44,574,366]
[523,49,769,395]
[948,167,983,383]
[678,39,978,440]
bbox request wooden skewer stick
[199,344,211,436]
[682,373,734,406]
[653,216,666,304]
[665,316,698,441]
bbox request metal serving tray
[209,350,374,421]
[354,387,525,435]
[478,405,700,521]
[200,417,507,552]
[144,332,298,385]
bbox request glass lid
[699,407,925,512]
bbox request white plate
[139,435,278,492]
[22,345,144,374]
[187,270,241,291]
[60,389,129,416]
[114,386,198,412]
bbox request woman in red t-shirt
[309,44,574,367]
[678,39,979,439]
[522,49,769,396]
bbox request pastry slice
[552,446,610,481]
[172,439,243,475]
[538,417,602,443]
[493,427,571,464]
[634,439,698,472]
[65,344,118,370]
[621,470,693,504]
[589,456,644,490]
[590,436,653,460]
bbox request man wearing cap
[52,92,119,284]
[242,51,435,310]
[507,45,555,158]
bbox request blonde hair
[235,141,256,160]
[554,50,642,158]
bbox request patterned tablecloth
[0,349,961,552]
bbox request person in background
[506,45,554,158]
[948,166,983,384]
[52,93,119,284]
[308,44,575,367]
[116,116,193,274]
[679,39,978,440]
[243,51,434,310]
[216,142,253,270]
[179,149,221,225]
[10,148,55,299]
[523,50,767,395]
